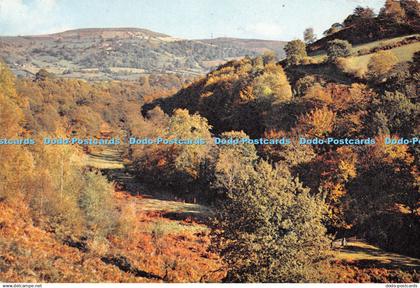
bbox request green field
[344,41,420,75]
[351,34,419,53]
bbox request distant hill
[201,37,286,56]
[49,27,171,39]
[0,28,286,80]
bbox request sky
[0,0,385,40]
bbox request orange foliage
[0,201,138,282]
[303,84,333,104]
[327,260,418,283]
[0,189,225,283]
[363,134,415,167]
[297,107,336,137]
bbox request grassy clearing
[138,219,208,235]
[308,34,419,67]
[86,147,212,216]
[137,197,211,214]
[334,241,420,269]
[85,147,125,169]
[82,147,223,282]
[389,42,420,61]
[351,34,419,53]
[87,147,212,235]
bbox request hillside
[0,28,285,80]
[308,18,418,52]
[141,24,419,267]
[201,37,286,56]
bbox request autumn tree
[166,109,213,181]
[374,91,418,136]
[211,131,258,195]
[284,40,307,65]
[302,84,333,105]
[0,61,19,100]
[354,6,375,18]
[323,23,344,36]
[308,147,357,233]
[384,60,418,100]
[212,158,330,282]
[252,63,292,106]
[347,135,419,257]
[326,40,352,62]
[79,171,117,238]
[379,0,406,22]
[259,130,316,168]
[400,0,420,20]
[343,6,375,26]
[0,63,33,203]
[296,107,336,138]
[134,109,213,192]
[303,28,317,44]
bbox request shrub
[336,57,365,78]
[34,69,54,81]
[295,75,317,96]
[252,63,292,105]
[212,159,330,282]
[326,40,352,61]
[367,50,398,81]
[79,171,117,238]
[357,47,371,56]
[296,107,336,137]
[284,40,307,65]
[116,202,139,239]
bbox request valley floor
[84,146,419,283]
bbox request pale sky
[0,0,385,40]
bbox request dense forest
[0,0,419,283]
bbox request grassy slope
[344,41,420,75]
[336,241,420,269]
[309,34,419,73]
[329,241,420,283]
[351,35,419,53]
